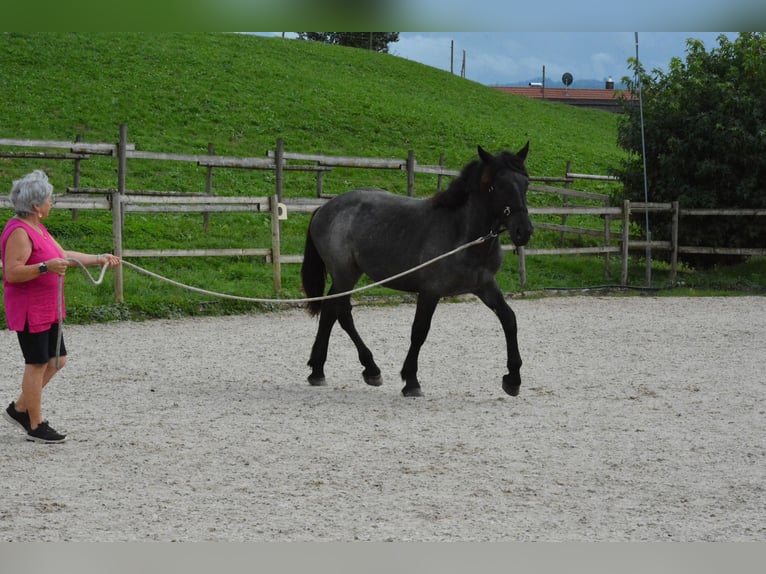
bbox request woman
[2,170,120,443]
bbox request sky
[258,32,738,88]
[390,32,738,87]
[4,0,764,31]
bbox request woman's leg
[15,356,66,429]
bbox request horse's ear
[477,145,494,164]
[517,141,530,161]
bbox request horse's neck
[463,193,495,238]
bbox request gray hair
[9,169,54,216]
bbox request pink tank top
[1,218,65,333]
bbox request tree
[616,33,766,267]
[296,33,399,53]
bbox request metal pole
[635,32,652,287]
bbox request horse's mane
[430,150,528,209]
[430,159,482,209]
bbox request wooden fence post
[406,149,415,197]
[561,160,571,246]
[72,134,81,221]
[671,201,679,283]
[113,124,127,302]
[203,142,214,232]
[518,246,527,288]
[270,194,282,292]
[315,170,324,197]
[275,138,284,203]
[275,138,284,238]
[437,153,445,192]
[604,195,612,280]
[620,200,630,285]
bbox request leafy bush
[616,33,766,267]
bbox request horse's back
[313,187,416,218]
[310,188,424,241]
[308,188,432,286]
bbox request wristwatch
[38,261,48,274]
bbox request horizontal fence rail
[1,125,763,300]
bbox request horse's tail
[301,220,326,317]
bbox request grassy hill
[0,33,760,324]
[1,33,624,174]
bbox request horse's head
[478,143,534,247]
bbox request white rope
[56,274,64,369]
[56,257,112,368]
[67,258,112,285]
[54,232,496,367]
[120,232,493,305]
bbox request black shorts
[16,323,67,365]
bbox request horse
[300,143,534,397]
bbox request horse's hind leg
[399,293,439,397]
[336,296,382,386]
[307,301,338,386]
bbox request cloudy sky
[391,32,737,87]
[257,32,738,88]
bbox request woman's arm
[63,250,121,267]
[0,228,65,283]
[3,228,34,283]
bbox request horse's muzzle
[508,215,533,247]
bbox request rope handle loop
[66,257,111,285]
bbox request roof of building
[493,86,636,101]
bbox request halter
[487,176,529,238]
[487,185,516,237]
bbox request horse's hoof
[308,375,326,387]
[502,373,521,396]
[363,373,383,387]
[401,385,423,397]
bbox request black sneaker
[4,401,31,432]
[26,421,67,444]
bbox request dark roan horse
[301,143,534,397]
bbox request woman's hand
[46,258,70,276]
[97,254,121,267]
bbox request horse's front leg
[475,282,523,396]
[400,293,439,397]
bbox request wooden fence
[1,125,764,301]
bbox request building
[493,80,636,113]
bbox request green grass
[0,33,762,327]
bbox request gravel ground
[1,295,764,541]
